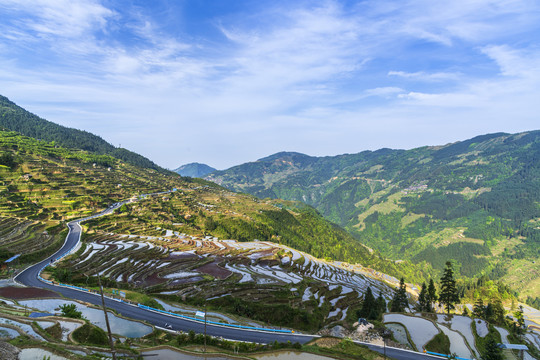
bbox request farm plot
[438,324,473,359]
[474,319,489,337]
[384,313,439,351]
[494,326,509,343]
[53,231,400,329]
[437,314,479,357]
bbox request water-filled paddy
[19,298,152,337]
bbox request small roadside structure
[3,254,21,273]
[498,344,528,360]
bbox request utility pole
[380,328,391,359]
[204,302,207,353]
[98,274,116,360]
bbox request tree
[490,299,505,325]
[0,152,16,169]
[417,282,428,312]
[377,293,387,316]
[426,278,438,313]
[439,261,459,314]
[391,278,408,312]
[512,305,525,335]
[482,334,503,360]
[359,286,377,320]
[59,303,83,319]
[473,298,486,318]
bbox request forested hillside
[0,95,164,172]
[206,131,540,302]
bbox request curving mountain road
[15,199,444,359]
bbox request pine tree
[513,305,525,335]
[426,278,438,313]
[417,282,428,312]
[485,302,494,321]
[391,278,408,312]
[439,261,459,314]
[377,293,386,317]
[491,299,505,325]
[359,286,377,320]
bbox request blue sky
[0,0,539,169]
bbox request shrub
[425,332,450,355]
[72,323,108,346]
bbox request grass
[355,191,404,230]
[304,337,385,359]
[424,331,450,354]
[500,259,540,298]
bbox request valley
[205,132,540,301]
[0,96,538,359]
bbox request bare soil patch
[0,286,59,300]
[196,261,231,280]
[141,273,167,287]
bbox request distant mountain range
[206,131,540,299]
[173,162,216,178]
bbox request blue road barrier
[137,304,293,333]
[36,192,294,336]
[424,350,470,360]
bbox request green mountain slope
[0,95,164,172]
[206,131,540,299]
[0,130,426,283]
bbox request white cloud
[388,71,460,82]
[0,0,539,169]
[481,45,540,77]
[0,0,114,38]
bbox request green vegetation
[390,278,409,312]
[439,261,460,314]
[208,131,540,301]
[59,303,83,319]
[357,286,386,321]
[424,331,450,354]
[72,323,108,345]
[0,129,191,268]
[0,94,165,172]
[0,125,424,283]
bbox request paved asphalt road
[15,200,445,359]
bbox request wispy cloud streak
[0,0,538,168]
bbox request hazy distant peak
[173,162,216,178]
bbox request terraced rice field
[0,217,60,256]
[386,313,539,360]
[58,230,399,328]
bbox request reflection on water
[254,351,333,359]
[18,348,68,360]
[19,298,152,337]
[140,349,334,360]
[141,348,238,359]
[385,323,410,347]
[0,326,20,339]
[0,317,44,341]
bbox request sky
[0,0,539,170]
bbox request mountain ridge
[206,130,540,301]
[0,94,166,172]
